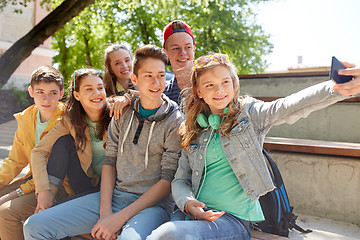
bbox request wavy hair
[65,69,111,151]
[180,54,251,149]
[103,44,132,96]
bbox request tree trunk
[83,33,92,67]
[0,0,95,86]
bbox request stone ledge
[264,137,360,158]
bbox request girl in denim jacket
[147,54,360,240]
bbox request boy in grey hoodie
[23,45,184,240]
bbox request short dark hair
[132,45,167,76]
[30,66,64,90]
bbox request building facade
[0,0,54,89]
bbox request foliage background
[50,0,273,86]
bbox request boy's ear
[130,73,137,86]
[28,86,34,98]
[59,89,64,100]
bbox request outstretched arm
[249,63,360,135]
[333,63,360,96]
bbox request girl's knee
[147,222,181,240]
[53,134,73,149]
[23,215,34,232]
[23,213,43,235]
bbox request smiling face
[131,57,166,110]
[109,49,133,82]
[163,32,195,72]
[73,75,106,119]
[28,82,64,122]
[196,65,235,114]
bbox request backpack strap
[293,223,313,233]
[262,149,312,235]
[263,149,284,187]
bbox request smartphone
[330,56,353,84]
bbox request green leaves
[0,0,52,13]
[52,0,273,83]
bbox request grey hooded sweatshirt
[104,95,184,197]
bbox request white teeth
[214,96,226,100]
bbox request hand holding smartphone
[330,56,353,83]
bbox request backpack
[254,150,312,237]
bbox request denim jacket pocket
[231,117,254,148]
[188,143,199,168]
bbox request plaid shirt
[164,76,181,105]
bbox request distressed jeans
[147,209,251,240]
[23,189,171,240]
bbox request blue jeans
[23,189,171,240]
[147,209,251,240]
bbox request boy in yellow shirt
[0,66,65,240]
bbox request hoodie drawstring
[144,121,156,168]
[120,110,134,155]
[126,98,176,169]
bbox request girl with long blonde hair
[148,54,360,240]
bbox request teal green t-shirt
[86,118,105,176]
[35,110,50,145]
[197,133,265,222]
[139,102,160,118]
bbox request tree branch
[0,0,95,86]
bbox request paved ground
[0,119,29,178]
[0,119,360,239]
[289,215,360,240]
[0,119,17,146]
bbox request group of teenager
[0,20,359,240]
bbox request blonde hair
[103,44,132,96]
[180,54,251,149]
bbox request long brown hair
[103,44,132,96]
[180,54,251,149]
[65,69,111,151]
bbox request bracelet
[124,93,131,103]
[127,89,138,99]
[16,188,24,197]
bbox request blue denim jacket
[172,80,347,211]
